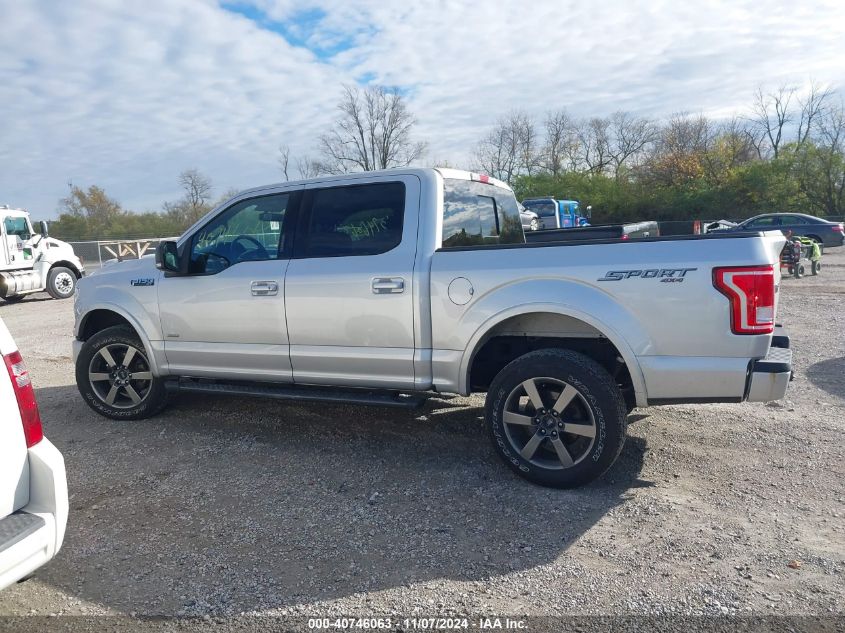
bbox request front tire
[46,266,77,299]
[485,349,627,488]
[530,218,540,231]
[812,260,821,275]
[75,326,168,420]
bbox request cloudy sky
[1,0,844,219]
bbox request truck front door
[156,191,297,380]
[284,176,420,390]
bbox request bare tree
[179,169,212,212]
[542,110,570,176]
[796,81,833,147]
[318,85,427,174]
[164,169,214,225]
[474,110,537,184]
[749,85,795,159]
[578,117,613,175]
[297,156,324,179]
[608,111,658,178]
[278,144,291,181]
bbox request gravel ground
[0,248,842,624]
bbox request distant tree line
[48,80,844,241]
[474,82,844,222]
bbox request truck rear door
[284,175,421,389]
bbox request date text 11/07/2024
[307,617,527,629]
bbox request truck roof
[235,167,513,200]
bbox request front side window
[4,217,31,239]
[189,193,290,274]
[302,182,405,257]
[442,179,524,248]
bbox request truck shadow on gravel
[30,385,648,616]
[805,356,845,401]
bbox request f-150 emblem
[598,268,697,282]
[130,278,156,287]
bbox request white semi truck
[1,205,85,303]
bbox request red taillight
[832,224,843,233]
[4,351,43,447]
[713,265,776,335]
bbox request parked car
[519,204,542,231]
[733,213,844,247]
[0,316,67,590]
[73,168,792,488]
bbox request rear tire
[812,260,821,275]
[46,266,77,299]
[485,349,627,488]
[794,264,804,279]
[75,326,169,420]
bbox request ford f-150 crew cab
[72,168,792,488]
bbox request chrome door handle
[250,280,279,296]
[372,277,405,294]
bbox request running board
[165,378,428,409]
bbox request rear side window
[303,182,405,257]
[780,215,808,225]
[442,179,524,248]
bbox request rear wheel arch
[804,234,823,244]
[462,307,647,407]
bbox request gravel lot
[0,248,843,623]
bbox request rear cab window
[441,179,524,248]
[301,182,405,258]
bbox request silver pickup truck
[72,168,792,488]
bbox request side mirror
[155,241,183,274]
[585,205,593,219]
[39,220,49,237]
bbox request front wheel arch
[77,306,164,378]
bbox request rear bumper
[642,327,792,406]
[746,344,793,403]
[0,439,68,591]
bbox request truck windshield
[522,200,557,217]
[442,179,525,248]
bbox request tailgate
[0,320,29,518]
[761,229,788,264]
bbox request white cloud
[1,0,843,219]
